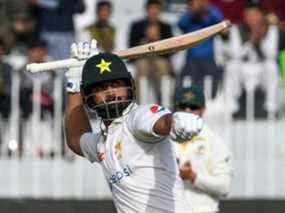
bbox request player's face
[28,47,47,63]
[177,105,205,117]
[98,5,111,22]
[91,79,129,105]
[244,8,265,29]
[188,0,205,15]
[146,4,161,21]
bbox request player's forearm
[153,112,202,140]
[153,113,172,136]
[193,174,232,197]
[64,93,92,156]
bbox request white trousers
[224,59,280,113]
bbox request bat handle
[26,58,86,73]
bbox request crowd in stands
[0,0,285,125]
[129,0,174,103]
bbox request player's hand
[170,112,203,143]
[179,161,197,184]
[66,39,99,93]
[70,39,99,60]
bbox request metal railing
[0,71,284,199]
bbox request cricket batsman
[174,85,234,213]
[64,40,203,213]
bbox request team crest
[183,92,195,101]
[115,140,122,158]
[96,59,112,74]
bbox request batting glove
[170,112,203,143]
[66,39,99,93]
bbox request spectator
[177,0,223,98]
[209,0,247,25]
[210,0,285,30]
[11,13,36,55]
[0,40,12,119]
[173,85,233,213]
[6,39,56,157]
[81,0,116,52]
[262,0,285,30]
[0,0,32,52]
[223,2,285,119]
[28,0,85,60]
[19,39,55,119]
[3,13,37,71]
[129,0,173,104]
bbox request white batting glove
[66,39,99,93]
[170,112,203,143]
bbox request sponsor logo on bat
[148,45,155,51]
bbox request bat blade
[114,20,231,59]
[26,20,231,73]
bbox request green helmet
[80,53,135,120]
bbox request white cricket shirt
[175,126,233,213]
[80,103,192,213]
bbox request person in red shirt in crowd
[209,0,247,24]
[210,0,285,29]
[262,0,285,29]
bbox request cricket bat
[26,20,231,73]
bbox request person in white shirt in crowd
[216,2,284,118]
[64,39,204,213]
[174,85,234,213]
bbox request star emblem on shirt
[114,140,124,159]
[96,59,112,74]
[115,141,121,155]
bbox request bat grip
[26,58,86,73]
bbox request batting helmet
[80,53,135,120]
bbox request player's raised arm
[64,93,91,157]
[64,40,99,156]
[126,104,203,143]
[154,112,203,143]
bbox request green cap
[174,85,205,108]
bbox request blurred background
[0,0,285,212]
